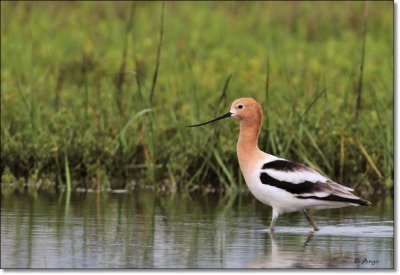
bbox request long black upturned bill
[186,112,232,127]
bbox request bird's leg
[302,210,319,231]
[268,209,279,232]
[268,218,276,232]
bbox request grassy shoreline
[1,2,393,194]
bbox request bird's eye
[237,104,243,109]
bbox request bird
[187,97,370,232]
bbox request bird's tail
[316,194,371,206]
[356,198,371,206]
[337,195,371,206]
[326,181,371,206]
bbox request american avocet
[187,98,370,232]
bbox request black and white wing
[259,159,370,206]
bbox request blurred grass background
[0,1,393,194]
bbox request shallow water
[1,190,394,268]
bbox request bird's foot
[311,225,320,232]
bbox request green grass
[0,1,393,194]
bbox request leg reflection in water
[248,231,354,268]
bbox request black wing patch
[262,160,307,172]
[296,194,370,206]
[260,172,322,194]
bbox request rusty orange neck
[236,116,263,172]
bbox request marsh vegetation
[0,2,393,194]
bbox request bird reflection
[248,231,353,268]
[302,232,315,248]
